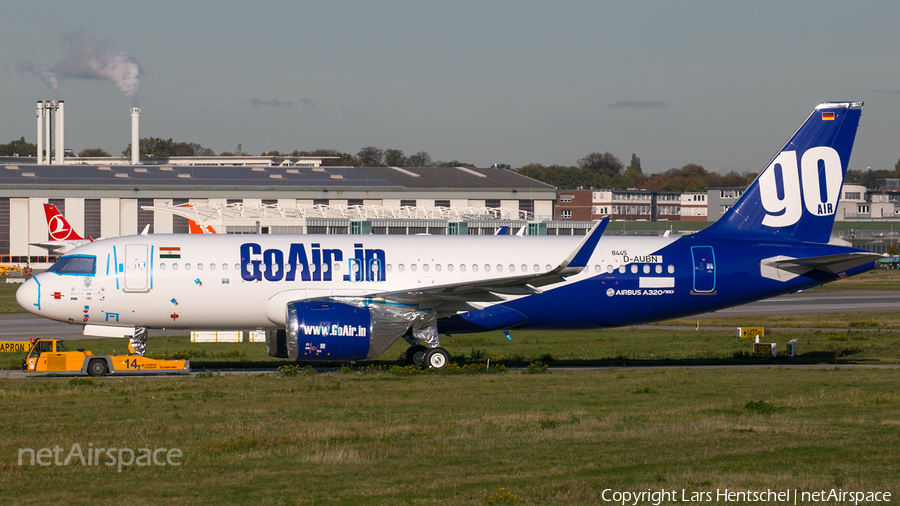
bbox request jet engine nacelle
[280,300,372,361]
[265,298,438,362]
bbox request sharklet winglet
[562,217,609,270]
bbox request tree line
[4,136,900,193]
[516,153,758,193]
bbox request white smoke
[54,31,141,104]
[16,60,59,94]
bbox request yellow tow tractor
[22,339,190,377]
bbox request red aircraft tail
[43,204,84,241]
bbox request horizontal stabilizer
[769,251,881,275]
[29,242,65,253]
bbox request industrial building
[554,189,707,222]
[0,162,557,264]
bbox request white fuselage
[17,233,675,331]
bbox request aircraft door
[690,246,716,294]
[123,244,150,292]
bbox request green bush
[522,361,549,374]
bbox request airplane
[32,203,217,256]
[30,204,93,254]
[16,102,880,368]
[188,220,217,234]
[185,204,217,234]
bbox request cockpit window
[47,255,96,276]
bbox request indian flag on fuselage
[160,247,181,259]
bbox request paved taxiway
[1,289,897,342]
[690,289,900,318]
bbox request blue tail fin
[699,102,863,243]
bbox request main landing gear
[404,345,450,369]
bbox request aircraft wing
[768,251,882,274]
[369,218,609,309]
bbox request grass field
[0,283,21,312]
[662,311,900,330]
[4,275,900,503]
[1,367,898,505]
[5,321,900,372]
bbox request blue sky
[3,0,900,174]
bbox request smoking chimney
[130,107,140,165]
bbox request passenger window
[210,263,216,272]
[197,263,204,271]
[668,265,675,274]
[509,264,515,273]
[643,265,650,274]
[159,263,166,271]
[472,264,479,272]
[618,266,626,274]
[594,265,600,273]
[521,264,527,272]
[435,264,442,272]
[222,263,228,271]
[607,265,614,273]
[234,263,239,272]
[484,265,491,272]
[185,263,192,271]
[545,265,552,272]
[496,265,502,272]
[423,264,430,272]
[631,265,638,274]
[533,264,539,272]
[410,264,417,272]
[386,264,393,272]
[398,264,405,272]
[172,263,179,271]
[460,264,466,272]
[655,265,662,274]
[447,264,453,272]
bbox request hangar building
[0,161,557,264]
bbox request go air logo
[759,147,842,228]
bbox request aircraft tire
[405,345,428,366]
[424,347,450,369]
[87,359,109,377]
